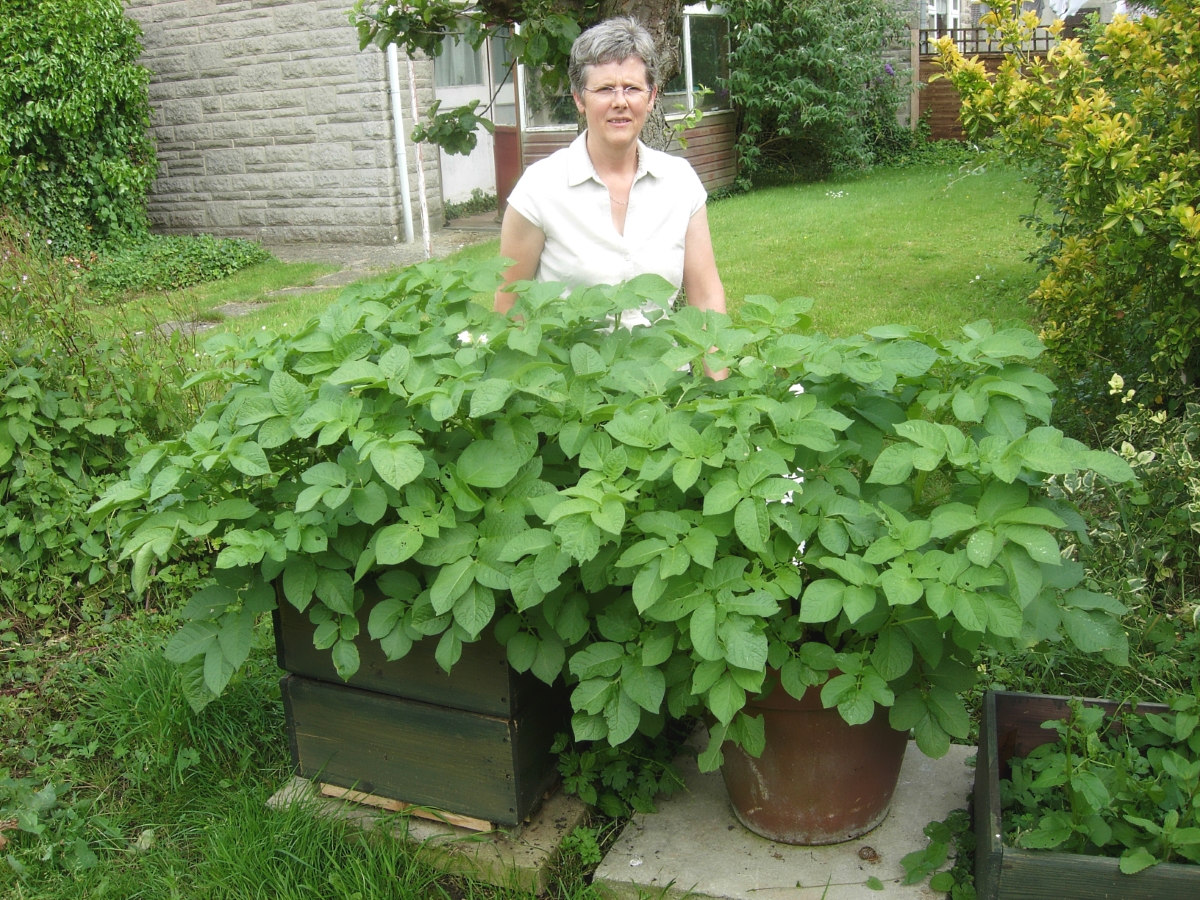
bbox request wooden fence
[917,27,1055,141]
[520,109,738,192]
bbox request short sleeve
[506,165,544,230]
[685,165,707,218]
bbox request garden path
[158,227,496,336]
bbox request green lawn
[711,163,1039,337]
[148,162,1040,343]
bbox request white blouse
[506,133,707,322]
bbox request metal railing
[919,27,1057,56]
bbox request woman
[494,17,726,341]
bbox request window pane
[491,29,514,86]
[523,67,578,128]
[435,33,484,87]
[688,16,730,110]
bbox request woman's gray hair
[568,16,659,96]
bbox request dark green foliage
[724,0,909,180]
[0,220,201,624]
[552,718,690,817]
[85,235,273,301]
[1003,696,1200,873]
[901,809,977,898]
[0,0,157,252]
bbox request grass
[122,161,1041,345]
[710,162,1040,336]
[97,258,337,336]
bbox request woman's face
[573,57,656,151]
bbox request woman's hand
[682,206,729,380]
[494,206,546,314]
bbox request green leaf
[458,440,525,488]
[605,688,642,745]
[1119,847,1159,875]
[452,584,495,638]
[868,443,915,484]
[621,658,666,712]
[865,876,885,891]
[506,631,538,672]
[842,584,877,623]
[430,557,476,615]
[332,639,361,680]
[270,371,308,419]
[229,441,271,477]
[703,480,743,516]
[375,523,423,565]
[315,569,356,615]
[880,568,922,607]
[182,585,236,620]
[352,482,388,525]
[436,630,463,672]
[871,628,913,681]
[570,643,625,679]
[282,557,317,611]
[164,622,218,663]
[367,598,405,639]
[734,498,770,554]
[591,497,626,535]
[204,643,236,697]
[1002,525,1061,565]
[799,580,844,623]
[570,343,607,376]
[370,443,425,490]
[708,673,746,725]
[930,503,978,538]
[673,456,702,491]
[470,378,514,417]
[928,872,955,891]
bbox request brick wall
[125,0,442,244]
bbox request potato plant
[95,257,1135,767]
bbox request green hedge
[0,0,157,252]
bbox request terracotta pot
[720,672,908,845]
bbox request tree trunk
[601,0,683,150]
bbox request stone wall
[125,0,442,244]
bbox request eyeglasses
[583,85,652,102]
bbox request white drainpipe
[386,43,415,244]
[406,58,433,260]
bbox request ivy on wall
[0,0,157,252]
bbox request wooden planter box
[273,584,568,827]
[975,690,1198,900]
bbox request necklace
[609,194,628,206]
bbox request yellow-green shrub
[936,2,1200,404]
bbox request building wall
[125,0,442,244]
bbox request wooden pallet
[318,782,494,833]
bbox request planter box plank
[273,584,545,717]
[282,674,563,826]
[975,691,1195,900]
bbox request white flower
[1108,373,1125,394]
[458,330,473,343]
[788,382,805,395]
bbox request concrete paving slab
[267,776,588,894]
[594,737,975,900]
